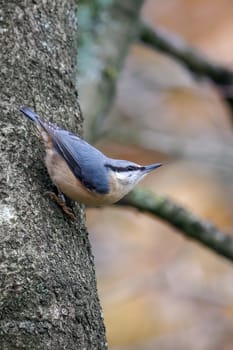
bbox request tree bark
[0,0,107,349]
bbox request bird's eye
[126,165,136,171]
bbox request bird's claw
[46,191,76,220]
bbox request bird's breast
[44,149,123,205]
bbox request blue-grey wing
[42,122,110,194]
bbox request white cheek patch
[115,171,143,186]
[115,172,129,185]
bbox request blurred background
[78,1,233,349]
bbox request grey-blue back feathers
[50,129,110,194]
[20,107,110,194]
[20,106,40,124]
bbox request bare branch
[118,188,233,262]
[140,23,233,86]
[140,23,233,112]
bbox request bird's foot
[46,191,75,221]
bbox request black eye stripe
[105,164,142,172]
[126,165,137,171]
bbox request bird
[20,106,162,218]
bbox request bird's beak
[143,163,162,173]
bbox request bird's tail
[20,106,41,124]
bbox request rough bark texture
[0,0,107,349]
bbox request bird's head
[105,159,162,197]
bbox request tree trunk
[0,0,107,349]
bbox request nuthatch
[20,107,162,214]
